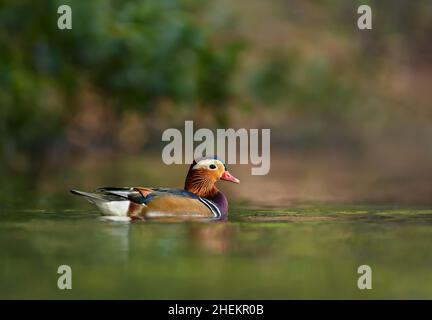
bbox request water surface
[1,205,432,299]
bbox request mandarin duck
[71,156,240,221]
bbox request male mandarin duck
[71,156,240,221]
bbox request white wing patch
[95,200,130,216]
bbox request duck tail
[70,189,131,217]
[70,189,108,204]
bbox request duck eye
[209,164,217,170]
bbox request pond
[1,204,432,299]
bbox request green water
[1,205,432,299]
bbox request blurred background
[1,0,432,207]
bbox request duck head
[184,156,240,198]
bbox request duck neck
[184,170,219,198]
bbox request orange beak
[220,171,240,184]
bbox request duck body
[71,187,227,221]
[71,156,239,221]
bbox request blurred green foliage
[0,0,242,167]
